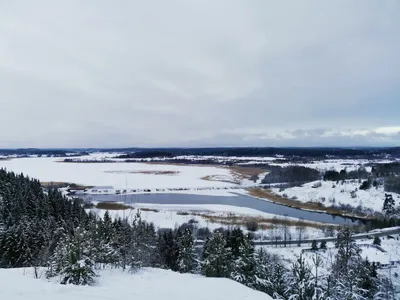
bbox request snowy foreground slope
[0,267,271,300]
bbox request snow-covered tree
[202,231,231,278]
[230,235,257,288]
[60,249,96,285]
[59,227,97,285]
[331,227,366,299]
[383,194,396,217]
[286,254,314,300]
[270,262,287,299]
[253,248,272,293]
[311,240,318,251]
[176,228,198,273]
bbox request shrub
[311,240,318,250]
[324,170,342,181]
[359,179,372,190]
[320,241,327,249]
[385,176,400,194]
[373,236,381,246]
[245,220,259,232]
[177,211,190,216]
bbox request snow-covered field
[269,159,397,172]
[271,180,400,213]
[0,155,238,192]
[90,204,329,239]
[0,267,271,300]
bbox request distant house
[85,186,115,194]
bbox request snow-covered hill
[272,180,400,213]
[0,267,271,300]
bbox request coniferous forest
[0,168,395,299]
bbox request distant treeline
[114,147,400,159]
[0,148,88,157]
[2,147,400,159]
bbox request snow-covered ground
[262,231,400,281]
[0,155,239,193]
[90,204,330,240]
[0,267,270,300]
[269,159,397,172]
[271,180,400,213]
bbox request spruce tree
[320,241,327,250]
[331,227,365,299]
[383,193,396,217]
[176,228,198,273]
[59,227,97,285]
[253,248,272,293]
[373,236,381,246]
[230,235,257,288]
[202,231,231,278]
[270,262,287,299]
[286,254,314,300]
[311,240,318,251]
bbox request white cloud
[0,0,399,147]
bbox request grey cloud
[0,0,399,147]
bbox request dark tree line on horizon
[0,169,396,299]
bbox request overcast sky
[0,0,399,148]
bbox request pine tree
[331,227,365,299]
[358,259,379,299]
[59,227,97,285]
[230,235,257,288]
[155,229,179,271]
[270,262,287,299]
[312,252,324,299]
[383,194,396,217]
[46,233,69,278]
[311,240,318,251]
[320,241,327,250]
[253,248,272,293]
[202,231,231,278]
[60,248,96,285]
[373,236,381,246]
[286,254,314,300]
[176,228,198,273]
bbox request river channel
[82,192,359,225]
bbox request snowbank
[0,267,271,300]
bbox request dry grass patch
[131,170,179,175]
[96,202,132,210]
[228,165,266,180]
[105,170,179,175]
[139,207,160,213]
[41,181,92,189]
[201,175,238,184]
[182,211,331,230]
